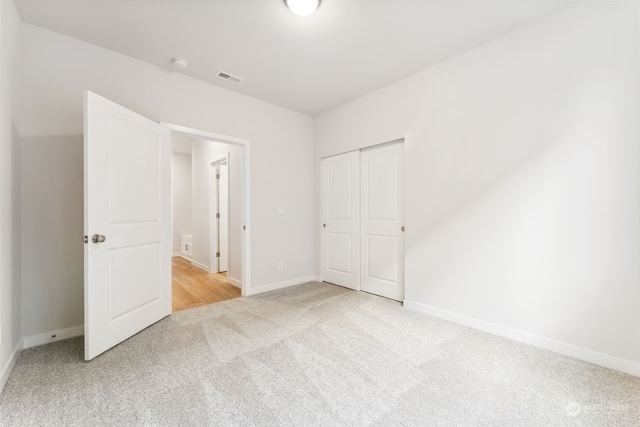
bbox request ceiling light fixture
[284,0,322,16]
[172,58,188,70]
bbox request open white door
[218,163,229,273]
[360,142,404,301]
[84,91,171,361]
[321,151,360,290]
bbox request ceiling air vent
[216,71,244,84]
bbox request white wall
[316,2,640,372]
[17,24,315,339]
[190,139,243,284]
[0,0,22,389]
[21,136,83,338]
[171,152,192,256]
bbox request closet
[320,140,404,301]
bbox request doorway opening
[168,125,250,312]
[84,91,251,360]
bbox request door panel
[361,142,404,301]
[84,90,171,361]
[366,235,399,282]
[108,118,161,222]
[366,149,400,220]
[109,244,161,321]
[327,232,352,274]
[321,151,359,290]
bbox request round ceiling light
[172,58,189,70]
[284,0,322,16]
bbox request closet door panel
[321,151,360,290]
[361,142,404,301]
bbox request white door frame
[209,155,230,274]
[164,123,250,296]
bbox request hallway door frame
[165,123,250,296]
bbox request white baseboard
[228,276,242,288]
[404,300,640,378]
[23,325,84,349]
[191,260,210,272]
[245,276,318,296]
[1,339,23,393]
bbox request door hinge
[216,213,220,219]
[216,252,220,258]
[216,173,220,180]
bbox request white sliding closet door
[321,141,405,300]
[321,151,360,290]
[360,142,404,301]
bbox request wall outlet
[277,206,284,216]
[278,261,284,270]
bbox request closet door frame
[320,140,404,301]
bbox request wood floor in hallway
[172,256,241,312]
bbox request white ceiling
[15,0,570,116]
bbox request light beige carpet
[1,282,639,426]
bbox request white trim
[190,260,210,272]
[242,143,251,296]
[245,276,318,296]
[164,124,248,146]
[1,339,23,393]
[228,277,242,288]
[404,300,640,378]
[23,325,84,349]
[172,252,190,258]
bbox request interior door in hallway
[320,151,360,290]
[360,142,404,301]
[218,163,229,273]
[84,91,171,361]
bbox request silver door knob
[91,234,106,243]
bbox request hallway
[172,257,241,312]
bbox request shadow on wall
[9,122,22,347]
[21,135,84,337]
[405,71,640,359]
[406,69,591,241]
